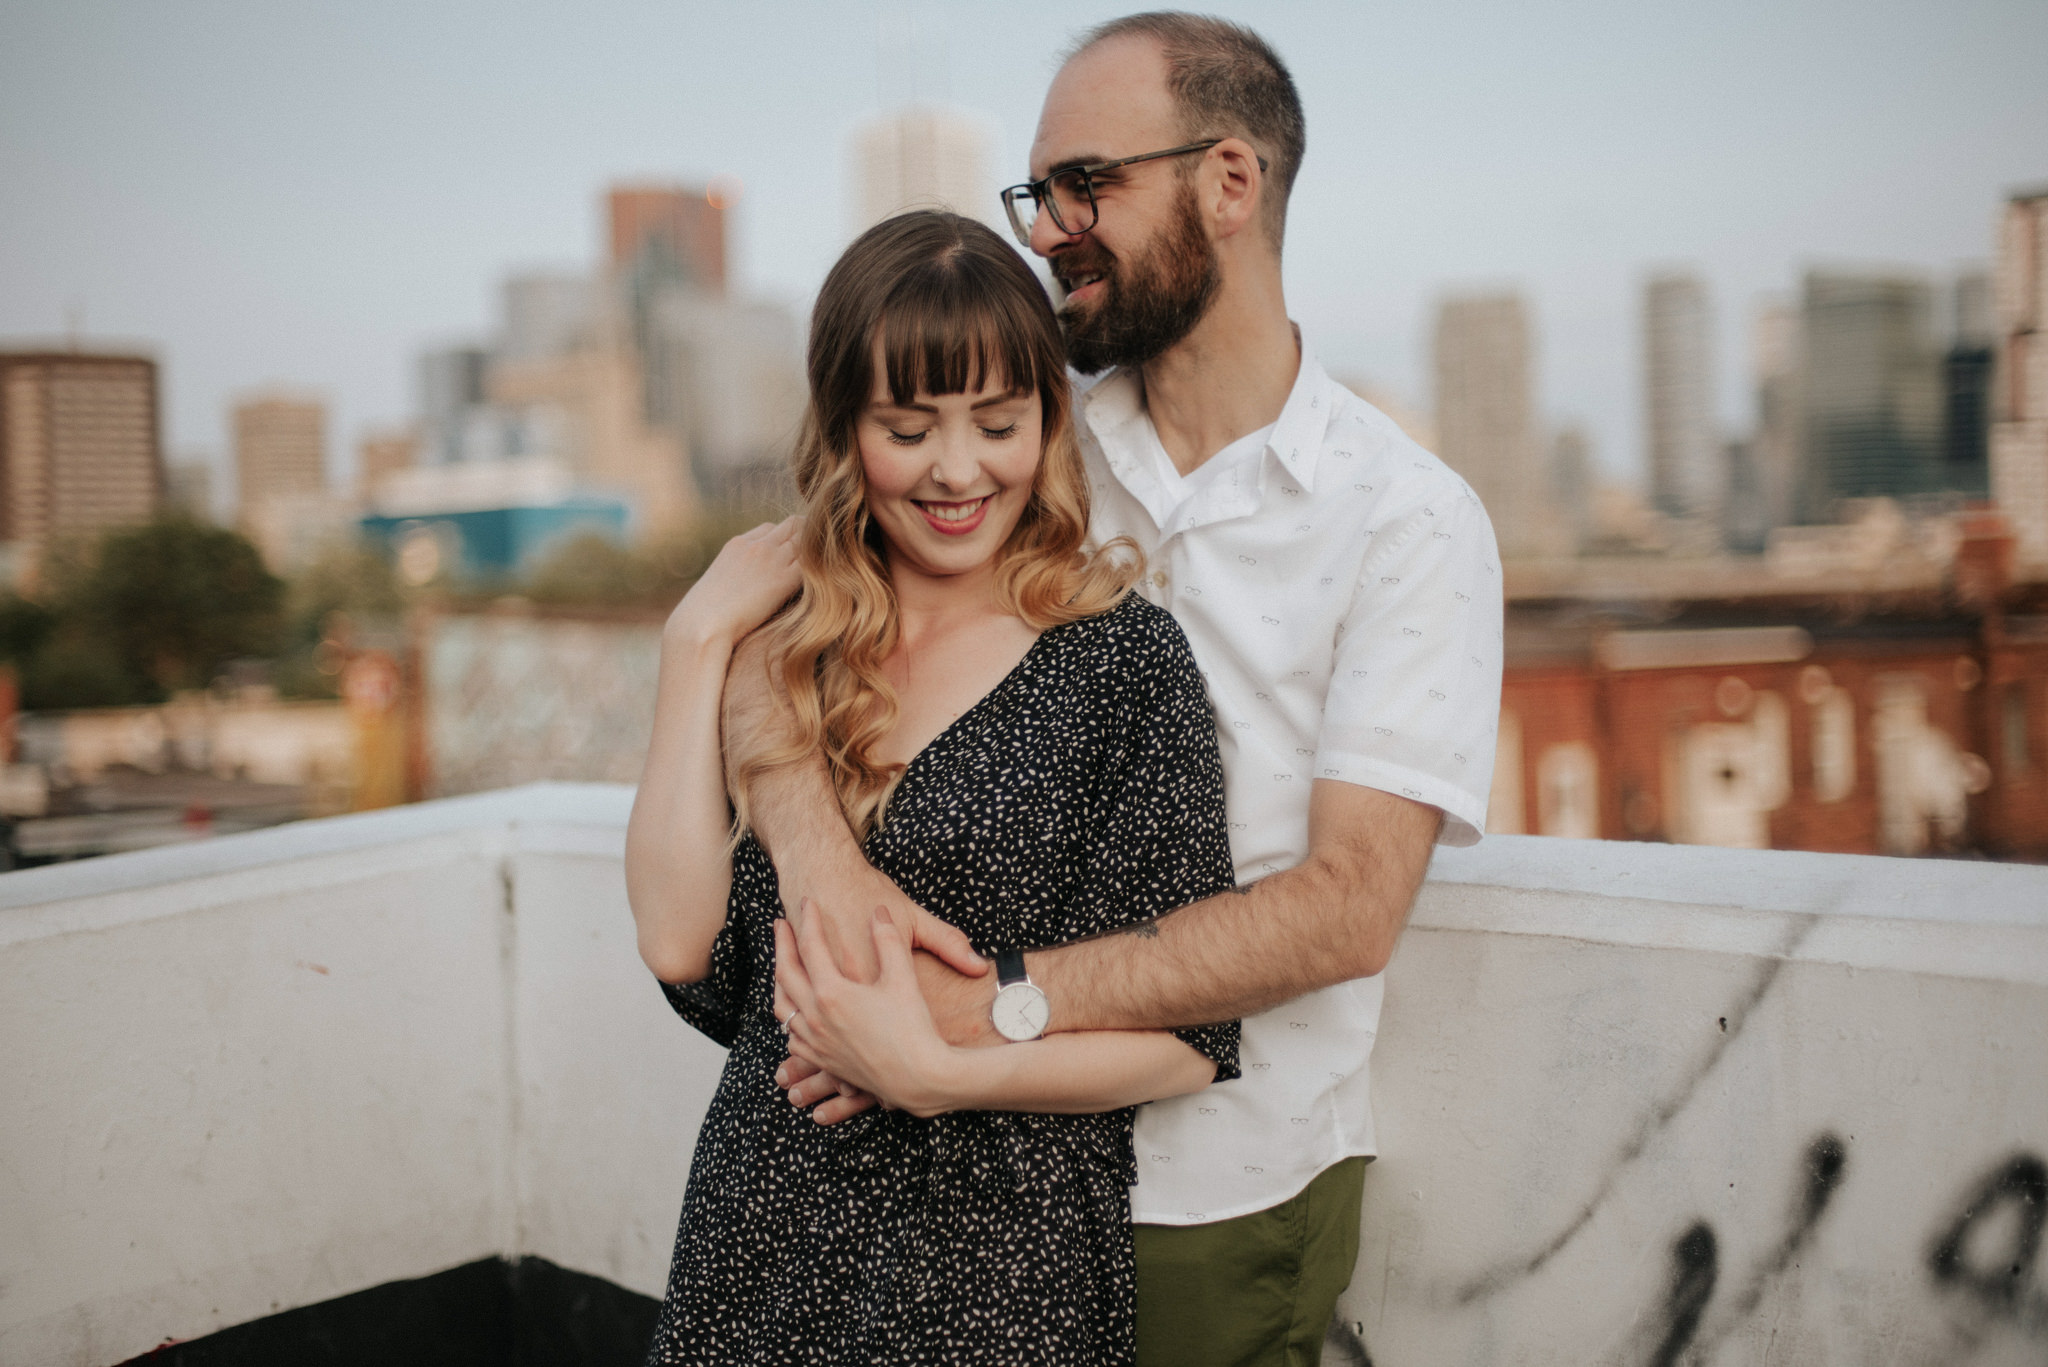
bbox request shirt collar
[1270,335,1336,493]
[1078,328,1337,497]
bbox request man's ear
[1205,137,1265,242]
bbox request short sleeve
[1061,601,1241,1081]
[1314,486,1503,846]
[657,840,767,1048]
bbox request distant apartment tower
[232,394,326,518]
[418,346,491,465]
[1943,270,1995,498]
[1796,271,1943,520]
[0,351,163,565]
[1433,293,1558,558]
[608,183,728,295]
[1991,187,2048,566]
[357,430,417,500]
[1751,301,1807,535]
[851,106,994,234]
[500,272,596,363]
[164,455,215,521]
[1643,273,1719,522]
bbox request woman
[624,211,1235,1365]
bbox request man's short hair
[1071,12,1306,248]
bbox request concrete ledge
[6,788,2047,1365]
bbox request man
[736,13,1502,1365]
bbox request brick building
[606,184,727,295]
[1494,517,2048,859]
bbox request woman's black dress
[648,594,1237,1366]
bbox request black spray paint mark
[1453,917,1815,1305]
[1321,1315,1374,1367]
[1687,1131,1851,1359]
[1928,1152,2048,1340]
[1646,1222,1718,1367]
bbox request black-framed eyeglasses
[998,139,1267,247]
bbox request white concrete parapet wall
[0,785,722,1366]
[2,784,2045,1365]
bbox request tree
[524,531,666,607]
[273,542,408,700]
[28,517,286,705]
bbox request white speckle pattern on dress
[648,593,1237,1365]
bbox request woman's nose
[928,428,982,490]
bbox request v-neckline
[889,623,1059,783]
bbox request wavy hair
[734,211,1137,842]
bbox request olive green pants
[1134,1156,1368,1367]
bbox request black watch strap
[996,949,1029,987]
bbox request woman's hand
[774,908,966,1119]
[666,516,802,652]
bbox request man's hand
[772,901,995,1124]
[914,948,1002,1048]
[774,1054,876,1124]
[782,861,987,986]
[772,913,1004,1124]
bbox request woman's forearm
[913,1031,1214,1117]
[625,623,742,983]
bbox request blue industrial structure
[359,497,630,581]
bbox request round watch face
[991,982,1050,1042]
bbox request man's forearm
[721,629,863,876]
[1031,866,1354,1032]
[723,627,981,990]
[1030,786,1442,1034]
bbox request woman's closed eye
[885,423,1022,446]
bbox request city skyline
[2,0,2043,496]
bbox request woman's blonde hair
[734,211,1137,841]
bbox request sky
[2,0,2043,494]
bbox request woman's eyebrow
[971,390,1031,411]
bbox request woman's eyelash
[883,422,1018,445]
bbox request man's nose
[1029,203,1083,260]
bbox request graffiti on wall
[1333,909,2048,1366]
[423,612,663,797]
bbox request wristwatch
[990,949,1050,1042]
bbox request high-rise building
[1721,438,1770,553]
[500,272,597,363]
[1751,300,1805,536]
[357,430,417,501]
[645,290,806,510]
[1643,273,1720,522]
[232,393,326,516]
[418,346,491,466]
[164,454,215,522]
[0,351,163,568]
[1797,270,1943,520]
[1433,293,1560,559]
[608,183,728,295]
[1550,424,1595,553]
[1991,187,2048,567]
[234,393,344,571]
[850,106,995,235]
[1943,270,1995,498]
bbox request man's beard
[1056,179,1221,375]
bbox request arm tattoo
[1068,916,1164,946]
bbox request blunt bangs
[874,250,1045,408]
